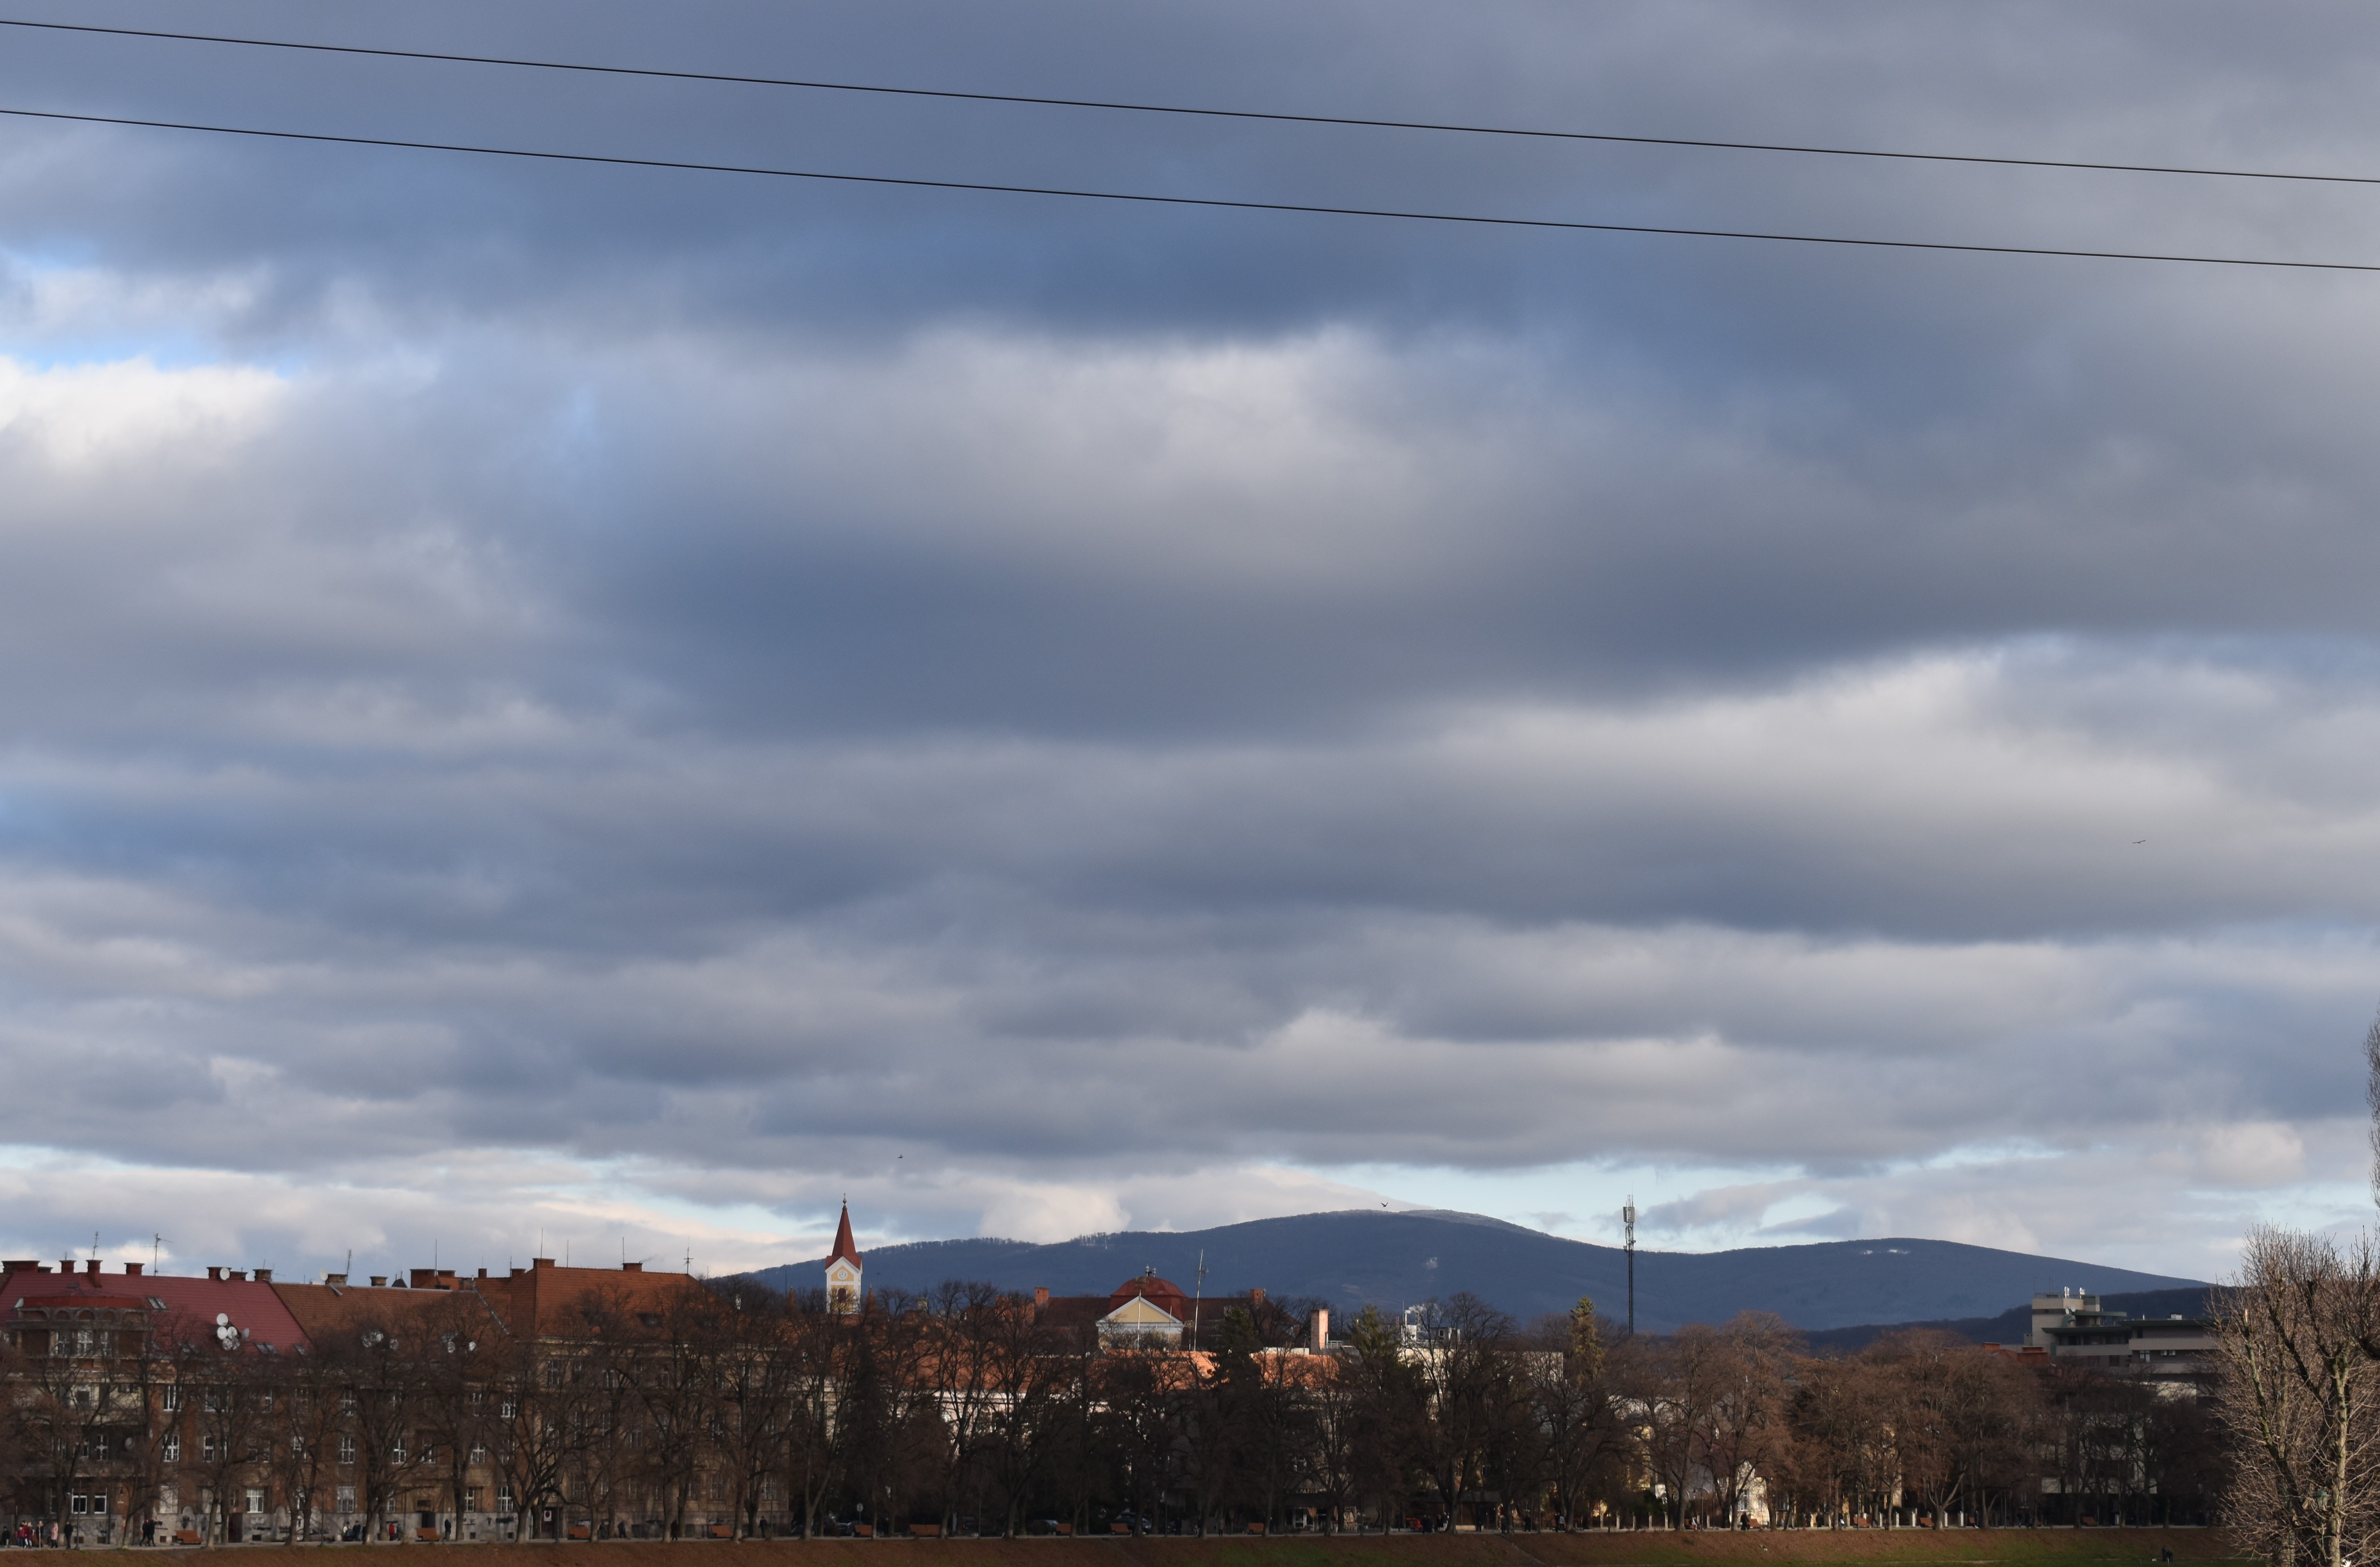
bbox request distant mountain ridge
[739,1208,2201,1333]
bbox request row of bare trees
[0,1282,829,1544]
[6,1270,2228,1543]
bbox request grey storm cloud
[0,0,2375,1279]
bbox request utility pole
[1192,1251,1208,1347]
[1623,1199,1636,1338]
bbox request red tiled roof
[461,1260,713,1339]
[271,1278,508,1349]
[0,1265,308,1354]
[829,1204,862,1268]
[1108,1275,1190,1320]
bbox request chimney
[124,1263,144,1278]
[254,1269,273,1283]
[324,1274,348,1286]
[369,1276,387,1288]
[2,1260,38,1274]
[62,1259,78,1275]
[1310,1308,1330,1353]
[85,1259,102,1275]
[476,1268,488,1279]
[531,1257,554,1270]
[206,1267,224,1281]
[621,1262,643,1273]
[1034,1286,1049,1309]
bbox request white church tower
[826,1201,863,1314]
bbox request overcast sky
[1,0,2377,1288]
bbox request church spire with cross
[826,1201,863,1315]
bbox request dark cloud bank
[0,0,2375,1280]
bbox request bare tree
[1691,1311,1799,1526]
[1623,1320,1732,1526]
[705,1283,797,1538]
[411,1292,497,1541]
[1862,1328,2033,1526]
[778,1295,854,1538]
[1305,1346,1365,1532]
[269,1347,345,1544]
[170,1323,273,1545]
[1533,1297,1626,1530]
[2215,1225,2380,1567]
[974,1292,1075,1536]
[1408,1293,1516,1530]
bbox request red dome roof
[1107,1274,1189,1320]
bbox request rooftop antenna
[1623,1198,1637,1338]
[152,1235,164,1274]
[1192,1249,1208,1345]
[91,1230,100,1264]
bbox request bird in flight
[2133,839,2147,845]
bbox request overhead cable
[2,13,2375,189]
[1,102,2374,274]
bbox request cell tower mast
[1623,1198,1636,1338]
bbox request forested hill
[739,1209,2201,1333]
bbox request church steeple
[825,1202,863,1314]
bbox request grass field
[171,1530,2251,1567]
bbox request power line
[1,102,2373,274]
[3,13,2375,191]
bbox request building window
[203,1390,221,1413]
[496,1487,513,1515]
[245,1490,265,1516]
[161,1385,181,1412]
[338,1436,356,1464]
[336,1487,355,1515]
[464,1488,480,1513]
[201,1436,218,1462]
[162,1435,180,1463]
[498,1400,516,1420]
[468,1443,487,1464]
